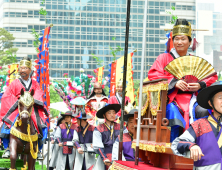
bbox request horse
[9,88,38,170]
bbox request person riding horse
[0,57,48,158]
[10,89,38,170]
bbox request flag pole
[135,0,148,165]
[118,0,131,161]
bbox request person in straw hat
[171,81,222,169]
[148,19,218,142]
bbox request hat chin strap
[104,115,114,124]
[210,98,222,132]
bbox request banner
[165,31,173,53]
[36,26,51,128]
[95,66,104,84]
[108,52,135,102]
[109,61,117,97]
[7,64,19,85]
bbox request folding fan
[164,56,217,83]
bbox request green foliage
[41,0,45,4]
[50,108,61,117]
[103,85,110,96]
[92,37,123,67]
[0,28,18,66]
[50,85,61,103]
[39,8,47,17]
[0,67,9,75]
[166,6,178,24]
[133,80,140,105]
[218,72,222,81]
[110,37,123,61]
[91,53,103,67]
[30,0,47,52]
[50,85,63,117]
[31,28,40,52]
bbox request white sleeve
[93,130,104,150]
[112,139,126,161]
[54,126,61,141]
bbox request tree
[103,86,110,96]
[50,84,62,117]
[109,37,123,61]
[31,0,48,52]
[133,80,140,105]
[0,28,18,66]
[166,6,178,24]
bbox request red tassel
[167,38,171,53]
[192,37,199,51]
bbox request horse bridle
[18,91,34,117]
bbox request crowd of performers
[0,55,136,170]
[0,18,222,170]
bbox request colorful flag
[95,66,104,84]
[7,64,19,85]
[165,31,174,53]
[37,26,51,128]
[108,52,135,102]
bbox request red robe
[108,95,131,117]
[148,53,218,129]
[85,96,108,117]
[0,78,47,134]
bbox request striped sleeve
[54,126,62,143]
[93,128,107,160]
[72,130,81,149]
[171,126,196,157]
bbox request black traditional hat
[96,104,121,119]
[197,81,222,109]
[123,109,138,122]
[73,111,92,120]
[61,111,74,117]
[57,116,64,126]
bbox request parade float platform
[129,79,193,170]
[111,161,168,170]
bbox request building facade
[0,0,196,80]
[196,0,222,70]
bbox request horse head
[18,88,34,124]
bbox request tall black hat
[73,111,92,120]
[197,81,222,109]
[61,111,74,117]
[96,104,121,119]
[57,116,64,126]
[123,109,138,122]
